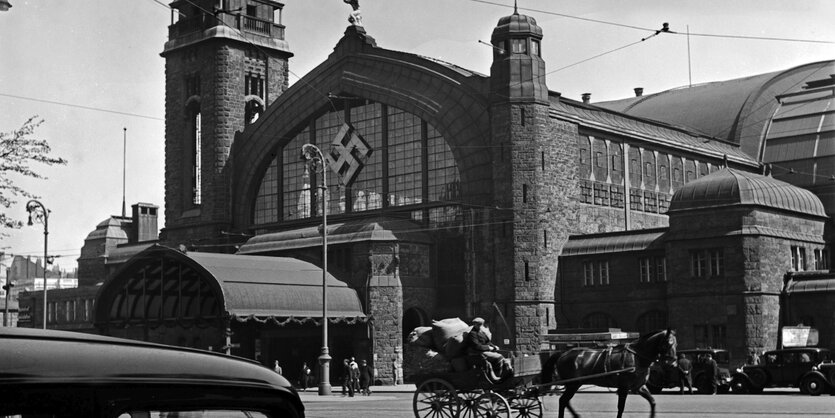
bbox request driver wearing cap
[465,317,507,379]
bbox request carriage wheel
[413,378,459,418]
[472,392,510,418]
[508,394,543,418]
[457,391,483,418]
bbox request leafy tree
[0,116,67,231]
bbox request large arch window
[253,99,461,225]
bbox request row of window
[582,257,668,287]
[46,298,95,324]
[690,249,724,278]
[579,180,673,214]
[791,246,829,271]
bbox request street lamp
[2,281,13,327]
[0,1,12,12]
[26,199,49,330]
[300,143,332,396]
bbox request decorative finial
[514,0,518,14]
[343,0,363,27]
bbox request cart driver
[465,317,508,379]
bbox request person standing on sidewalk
[299,362,311,392]
[341,358,351,396]
[676,353,693,394]
[359,360,373,396]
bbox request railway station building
[80,1,832,383]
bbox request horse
[539,329,677,418]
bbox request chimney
[131,203,159,243]
[634,87,644,97]
[581,93,591,104]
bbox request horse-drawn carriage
[410,327,678,418]
[412,352,544,418]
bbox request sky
[0,0,833,273]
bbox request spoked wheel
[472,392,510,418]
[508,393,543,418]
[413,378,459,418]
[457,391,483,418]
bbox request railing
[169,12,285,40]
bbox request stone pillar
[366,242,403,385]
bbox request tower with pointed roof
[484,6,574,351]
[160,0,293,245]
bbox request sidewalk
[297,384,415,402]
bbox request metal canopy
[96,245,366,328]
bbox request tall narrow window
[814,249,829,270]
[656,257,667,282]
[598,261,609,285]
[583,261,594,287]
[191,111,202,205]
[709,250,724,277]
[639,258,652,283]
[791,246,807,271]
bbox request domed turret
[490,5,547,104]
[669,168,826,217]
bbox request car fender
[799,370,828,386]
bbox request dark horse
[540,329,677,418]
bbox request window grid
[350,102,384,212]
[259,101,461,225]
[387,107,423,207]
[427,125,460,203]
[254,158,279,224]
[280,128,311,221]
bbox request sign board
[782,326,819,347]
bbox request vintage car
[647,348,732,394]
[730,347,833,395]
[0,327,305,417]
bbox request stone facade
[560,173,829,364]
[161,1,291,244]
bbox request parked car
[647,348,732,394]
[730,347,833,396]
[0,327,305,417]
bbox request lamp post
[26,199,49,329]
[301,143,331,396]
[2,281,13,327]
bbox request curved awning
[186,251,366,320]
[96,245,366,327]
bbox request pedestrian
[341,359,351,396]
[349,357,360,396]
[273,360,283,376]
[703,353,719,395]
[676,353,692,394]
[359,359,373,395]
[299,362,311,392]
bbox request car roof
[0,327,294,392]
[764,347,830,354]
[679,348,728,353]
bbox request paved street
[300,387,834,418]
